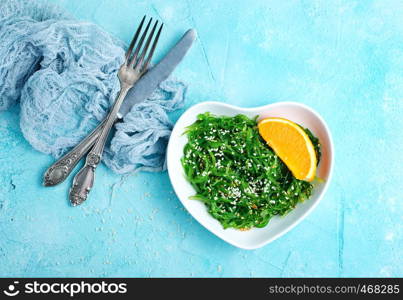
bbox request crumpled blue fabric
[0,0,187,174]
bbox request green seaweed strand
[181,112,320,230]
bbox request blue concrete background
[1,0,402,277]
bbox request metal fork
[69,16,163,206]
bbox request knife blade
[118,28,196,117]
[43,29,196,187]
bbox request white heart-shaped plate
[167,101,334,249]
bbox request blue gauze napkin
[0,0,187,174]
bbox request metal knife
[43,29,196,187]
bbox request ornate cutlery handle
[43,119,107,187]
[69,87,130,206]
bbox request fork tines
[125,15,163,72]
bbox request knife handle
[43,119,106,187]
[69,87,130,206]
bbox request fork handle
[69,86,130,206]
[43,119,107,187]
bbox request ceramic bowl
[167,101,334,249]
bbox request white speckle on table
[379,266,393,277]
[386,197,396,212]
[384,232,394,241]
[162,6,174,20]
[259,29,274,51]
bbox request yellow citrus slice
[257,117,317,181]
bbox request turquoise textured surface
[0,0,402,277]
